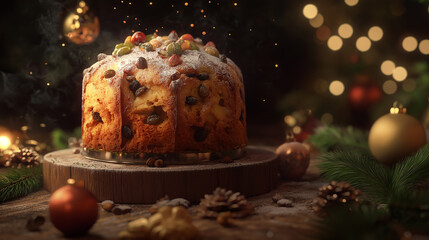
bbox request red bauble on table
[49,180,99,237]
[275,134,310,180]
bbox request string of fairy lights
[302,0,429,99]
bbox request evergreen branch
[318,150,391,202]
[0,165,43,203]
[308,126,369,152]
[390,145,429,197]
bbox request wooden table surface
[0,151,324,240]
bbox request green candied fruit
[117,46,131,56]
[124,43,134,49]
[146,34,153,42]
[112,48,119,55]
[166,42,182,56]
[115,43,125,49]
[190,41,199,51]
[141,43,153,52]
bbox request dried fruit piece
[185,96,198,105]
[167,30,178,41]
[204,41,216,48]
[180,40,191,50]
[168,54,182,67]
[124,36,133,45]
[97,53,107,61]
[190,41,199,50]
[158,49,169,58]
[135,86,148,97]
[146,114,161,125]
[194,128,208,142]
[220,54,227,63]
[166,43,183,56]
[198,84,209,98]
[101,200,115,212]
[205,46,219,57]
[131,31,147,45]
[150,39,162,48]
[92,112,103,123]
[129,79,141,93]
[122,126,133,139]
[137,57,148,69]
[104,69,116,78]
[117,46,131,56]
[126,75,136,82]
[181,34,194,41]
[146,34,154,42]
[141,43,153,52]
[197,73,209,81]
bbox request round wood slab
[43,146,278,204]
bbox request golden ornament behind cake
[82,30,247,155]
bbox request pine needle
[0,165,43,203]
[318,150,391,202]
[308,126,369,152]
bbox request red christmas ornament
[275,134,310,180]
[348,76,381,110]
[49,180,98,237]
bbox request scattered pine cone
[312,181,360,214]
[4,148,41,168]
[197,187,254,218]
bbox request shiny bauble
[369,111,426,165]
[62,1,99,44]
[348,83,381,110]
[49,183,98,236]
[276,141,310,180]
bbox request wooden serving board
[43,146,278,204]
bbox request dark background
[0,0,428,146]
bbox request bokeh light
[0,136,11,150]
[344,0,359,7]
[382,80,397,95]
[368,26,383,41]
[309,14,324,28]
[338,23,353,39]
[419,39,429,55]
[392,66,407,82]
[402,79,416,92]
[303,4,318,19]
[402,36,418,52]
[329,80,345,96]
[356,36,371,52]
[380,60,395,75]
[321,113,334,125]
[284,115,297,126]
[327,35,343,51]
[316,26,331,41]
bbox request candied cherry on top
[204,41,216,48]
[181,34,194,41]
[169,54,182,67]
[131,31,147,45]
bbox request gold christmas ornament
[368,102,426,165]
[275,133,310,180]
[63,1,99,45]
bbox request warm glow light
[329,80,345,96]
[76,8,83,14]
[79,1,86,7]
[327,35,343,51]
[380,60,395,75]
[303,4,318,19]
[392,66,407,82]
[368,26,383,41]
[293,126,302,135]
[284,115,297,126]
[338,23,353,39]
[344,0,359,7]
[382,80,397,95]
[202,31,206,35]
[234,2,237,6]
[419,39,429,55]
[309,14,324,28]
[316,26,331,41]
[190,23,194,27]
[321,113,333,125]
[184,2,189,6]
[402,36,418,52]
[356,36,371,52]
[0,136,11,150]
[275,64,279,68]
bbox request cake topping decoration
[131,31,147,46]
[129,79,141,94]
[180,34,194,41]
[204,46,220,57]
[185,96,198,105]
[104,69,116,78]
[167,30,178,41]
[197,73,209,81]
[220,55,227,63]
[135,86,148,97]
[97,53,107,61]
[137,57,148,69]
[204,41,216,48]
[158,49,169,58]
[189,41,199,50]
[125,75,136,82]
[141,43,153,52]
[198,84,209,98]
[117,46,131,56]
[92,112,103,123]
[121,126,133,139]
[166,42,183,56]
[168,54,182,67]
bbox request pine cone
[197,187,254,218]
[312,181,360,214]
[4,148,41,168]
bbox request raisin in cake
[82,31,247,154]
